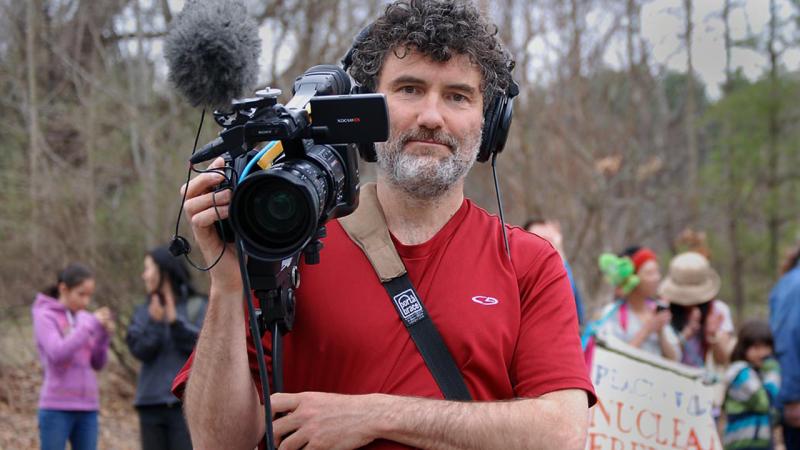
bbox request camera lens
[229,145,346,261]
[232,172,319,259]
[251,186,308,237]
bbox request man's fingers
[190,206,230,229]
[272,414,301,447]
[271,393,302,414]
[184,189,232,218]
[182,169,227,200]
[277,428,307,450]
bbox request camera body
[204,65,389,264]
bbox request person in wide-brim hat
[658,252,734,368]
[658,252,721,306]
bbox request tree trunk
[684,0,698,224]
[722,0,745,323]
[25,0,42,259]
[128,0,158,247]
[85,46,99,267]
[765,0,781,275]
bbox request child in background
[32,263,115,450]
[723,320,781,450]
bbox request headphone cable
[491,152,511,260]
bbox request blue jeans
[38,409,98,450]
[137,404,192,450]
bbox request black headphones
[341,25,519,163]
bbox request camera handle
[246,256,299,393]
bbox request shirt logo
[472,296,499,306]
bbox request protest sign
[587,339,722,450]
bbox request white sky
[151,0,797,100]
[639,0,799,98]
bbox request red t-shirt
[173,198,596,448]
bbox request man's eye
[400,86,417,94]
[449,93,472,104]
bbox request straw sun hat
[657,252,720,306]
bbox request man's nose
[416,94,445,130]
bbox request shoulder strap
[340,183,472,401]
[619,301,628,332]
[580,300,624,349]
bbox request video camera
[192,65,389,264]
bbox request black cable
[171,107,235,272]
[236,238,276,450]
[182,179,233,272]
[491,152,511,259]
[174,109,206,237]
[272,323,284,393]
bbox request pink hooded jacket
[32,293,110,411]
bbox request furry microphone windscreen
[164,0,261,110]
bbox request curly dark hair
[348,0,514,112]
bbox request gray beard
[376,127,481,200]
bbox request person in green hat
[594,246,681,361]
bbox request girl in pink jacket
[32,263,115,450]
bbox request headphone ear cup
[356,143,377,162]
[492,97,514,155]
[477,97,503,162]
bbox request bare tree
[683,0,698,224]
[25,0,43,259]
[721,0,745,323]
[765,0,781,275]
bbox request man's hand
[271,392,378,450]
[181,157,241,291]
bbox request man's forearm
[184,285,265,449]
[373,390,588,450]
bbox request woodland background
[0,0,799,448]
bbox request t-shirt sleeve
[510,238,597,406]
[172,351,193,400]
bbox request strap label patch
[393,288,424,324]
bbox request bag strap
[340,183,472,401]
[580,299,624,349]
[619,301,628,332]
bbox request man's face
[374,49,485,200]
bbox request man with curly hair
[175,1,595,449]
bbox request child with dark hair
[722,320,780,450]
[32,262,115,450]
[126,245,207,450]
